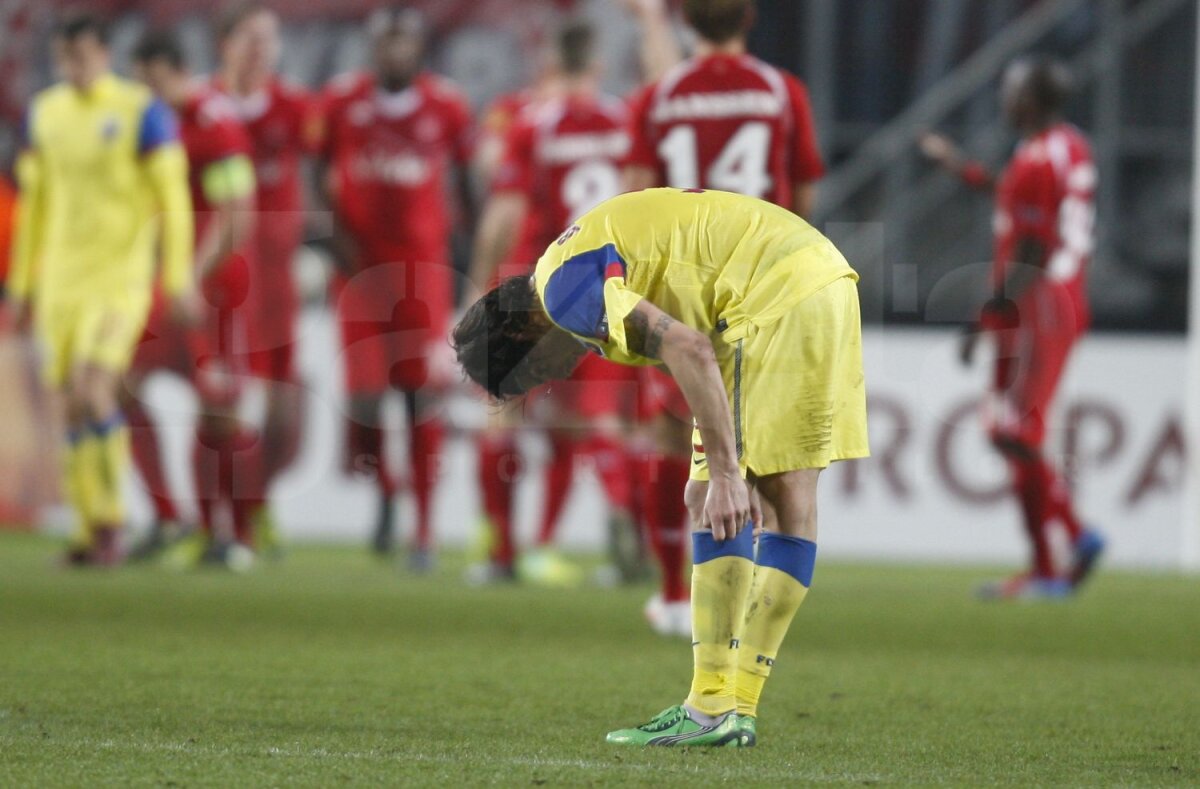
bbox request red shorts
[986,283,1080,448]
[335,258,454,395]
[132,292,247,409]
[245,217,302,382]
[535,353,639,420]
[636,366,690,424]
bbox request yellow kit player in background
[453,188,868,746]
[8,13,195,566]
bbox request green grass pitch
[0,532,1197,787]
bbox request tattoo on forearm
[624,309,674,359]
[645,314,672,359]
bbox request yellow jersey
[8,73,193,305]
[533,188,857,365]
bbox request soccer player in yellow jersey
[454,188,868,746]
[7,13,195,566]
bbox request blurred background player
[466,20,638,586]
[921,59,1105,600]
[317,6,474,569]
[126,31,261,569]
[211,2,318,555]
[7,12,195,565]
[623,0,825,635]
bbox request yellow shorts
[35,292,151,388]
[691,275,869,480]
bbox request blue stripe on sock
[756,533,817,587]
[89,412,125,438]
[692,524,755,565]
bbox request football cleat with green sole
[605,706,743,747]
[738,715,757,747]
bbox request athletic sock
[584,434,632,513]
[686,525,755,717]
[643,455,691,602]
[229,426,264,547]
[479,433,518,567]
[63,428,93,546]
[1011,457,1056,577]
[410,419,444,551]
[126,400,179,522]
[1039,457,1083,542]
[736,533,816,718]
[86,413,129,529]
[193,424,224,535]
[345,417,396,496]
[537,434,577,546]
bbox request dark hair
[557,20,596,76]
[132,31,187,71]
[452,276,543,399]
[1022,57,1073,117]
[54,10,109,45]
[216,1,270,43]
[683,0,753,44]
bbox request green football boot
[605,706,743,747]
[253,505,285,562]
[738,715,757,747]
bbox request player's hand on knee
[703,473,750,541]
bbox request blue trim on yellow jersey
[692,525,754,565]
[138,99,178,154]
[756,533,817,587]
[542,243,626,340]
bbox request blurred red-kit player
[467,21,639,585]
[125,32,262,563]
[624,0,825,636]
[318,6,473,568]
[211,2,319,522]
[922,58,1105,600]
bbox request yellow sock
[63,430,94,547]
[87,415,129,528]
[736,533,816,718]
[685,527,755,717]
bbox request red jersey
[480,88,540,144]
[178,88,254,243]
[211,76,315,217]
[627,53,824,209]
[493,92,629,257]
[321,71,472,264]
[993,123,1095,331]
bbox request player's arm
[919,132,994,191]
[622,299,751,540]
[622,85,660,193]
[8,146,43,328]
[787,76,824,219]
[139,100,195,303]
[194,154,256,281]
[467,193,527,297]
[620,0,681,83]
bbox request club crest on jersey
[99,115,120,142]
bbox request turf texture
[0,532,1197,787]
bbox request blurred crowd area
[0,0,1194,331]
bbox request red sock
[263,389,303,489]
[192,424,223,536]
[126,399,179,522]
[346,418,396,497]
[479,433,519,567]
[1042,459,1083,542]
[643,455,691,602]
[1011,457,1056,578]
[584,434,632,512]
[229,427,264,546]
[537,434,578,546]
[410,419,444,551]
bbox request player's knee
[683,479,707,529]
[756,470,820,540]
